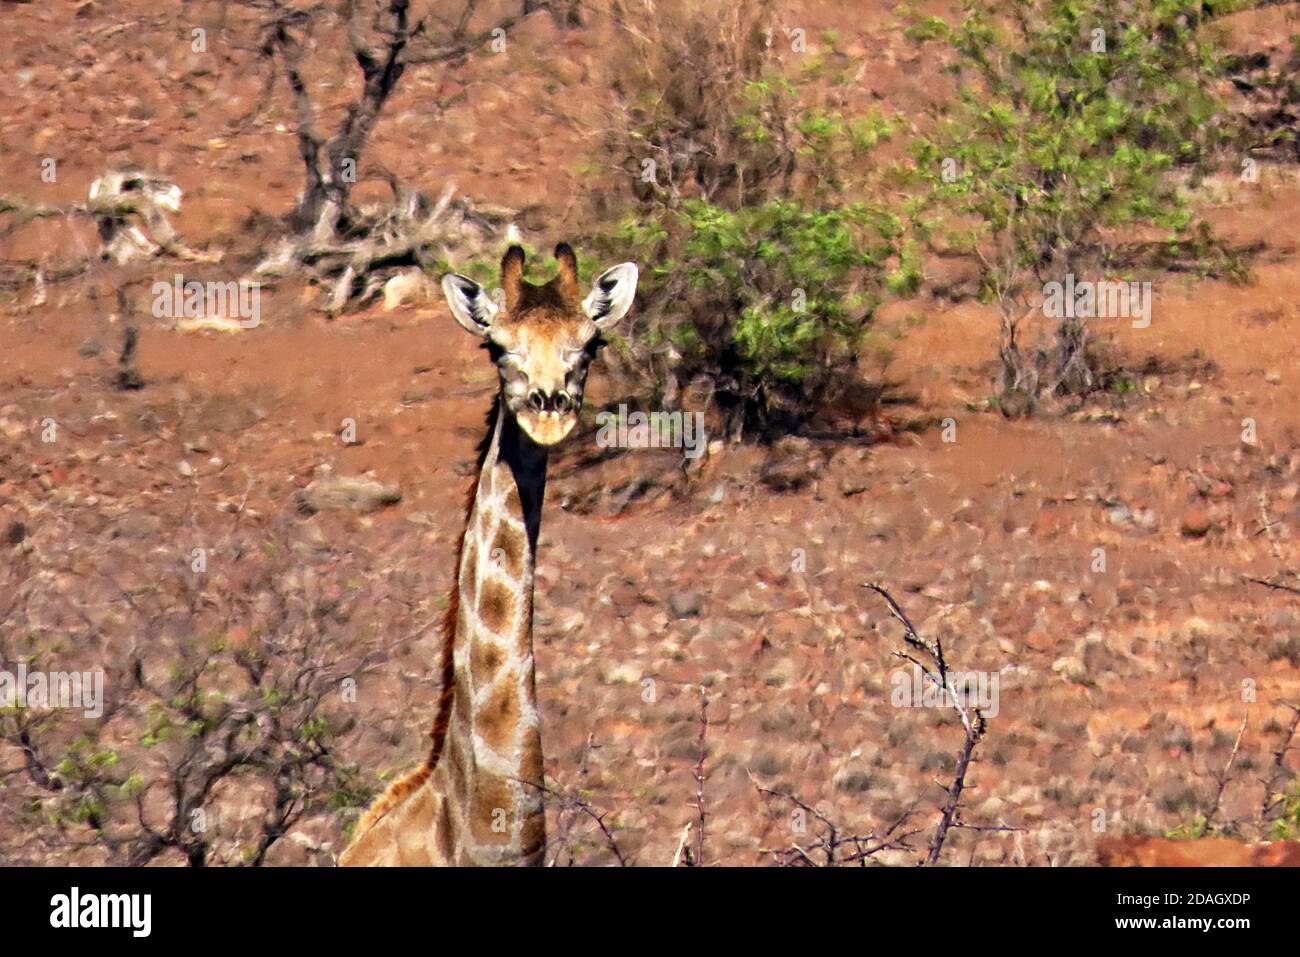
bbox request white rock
[383,270,432,311]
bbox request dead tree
[755,584,1011,866]
[250,0,539,240]
[866,583,992,865]
[0,525,409,866]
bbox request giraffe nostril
[526,389,546,412]
[553,391,572,414]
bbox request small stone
[178,460,195,477]
[839,477,869,497]
[113,366,145,390]
[759,437,821,492]
[668,592,703,619]
[289,520,330,551]
[610,585,642,617]
[78,339,103,357]
[296,476,402,514]
[1179,508,1211,538]
[113,514,162,539]
[604,663,641,685]
[382,269,432,311]
[1051,656,1088,684]
[6,522,26,545]
[1082,639,1119,676]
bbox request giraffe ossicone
[339,243,637,866]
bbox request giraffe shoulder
[343,763,434,858]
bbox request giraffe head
[442,244,638,446]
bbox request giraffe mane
[427,394,501,770]
[346,396,501,845]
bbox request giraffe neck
[442,400,548,864]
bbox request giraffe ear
[441,273,498,337]
[583,263,638,330]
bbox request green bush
[605,199,911,439]
[596,0,914,439]
[904,0,1238,410]
[1270,784,1300,841]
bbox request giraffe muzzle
[516,407,578,446]
[525,388,573,414]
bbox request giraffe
[339,243,638,866]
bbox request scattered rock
[176,316,246,334]
[610,585,647,618]
[1081,636,1121,677]
[1179,508,1212,538]
[78,339,103,358]
[668,591,703,619]
[6,521,26,545]
[382,269,432,311]
[833,768,874,794]
[839,477,869,497]
[759,436,821,492]
[1207,481,1233,499]
[295,476,402,514]
[113,367,145,390]
[290,521,333,552]
[925,252,983,301]
[1051,656,1089,684]
[113,514,162,539]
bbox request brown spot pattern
[435,795,455,860]
[469,773,515,845]
[476,676,520,753]
[470,639,504,685]
[489,522,525,578]
[477,578,515,636]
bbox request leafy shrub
[905,0,1238,411]
[1270,784,1300,841]
[595,0,914,440]
[603,199,910,439]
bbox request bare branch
[865,582,990,866]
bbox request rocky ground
[1,1,1299,866]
